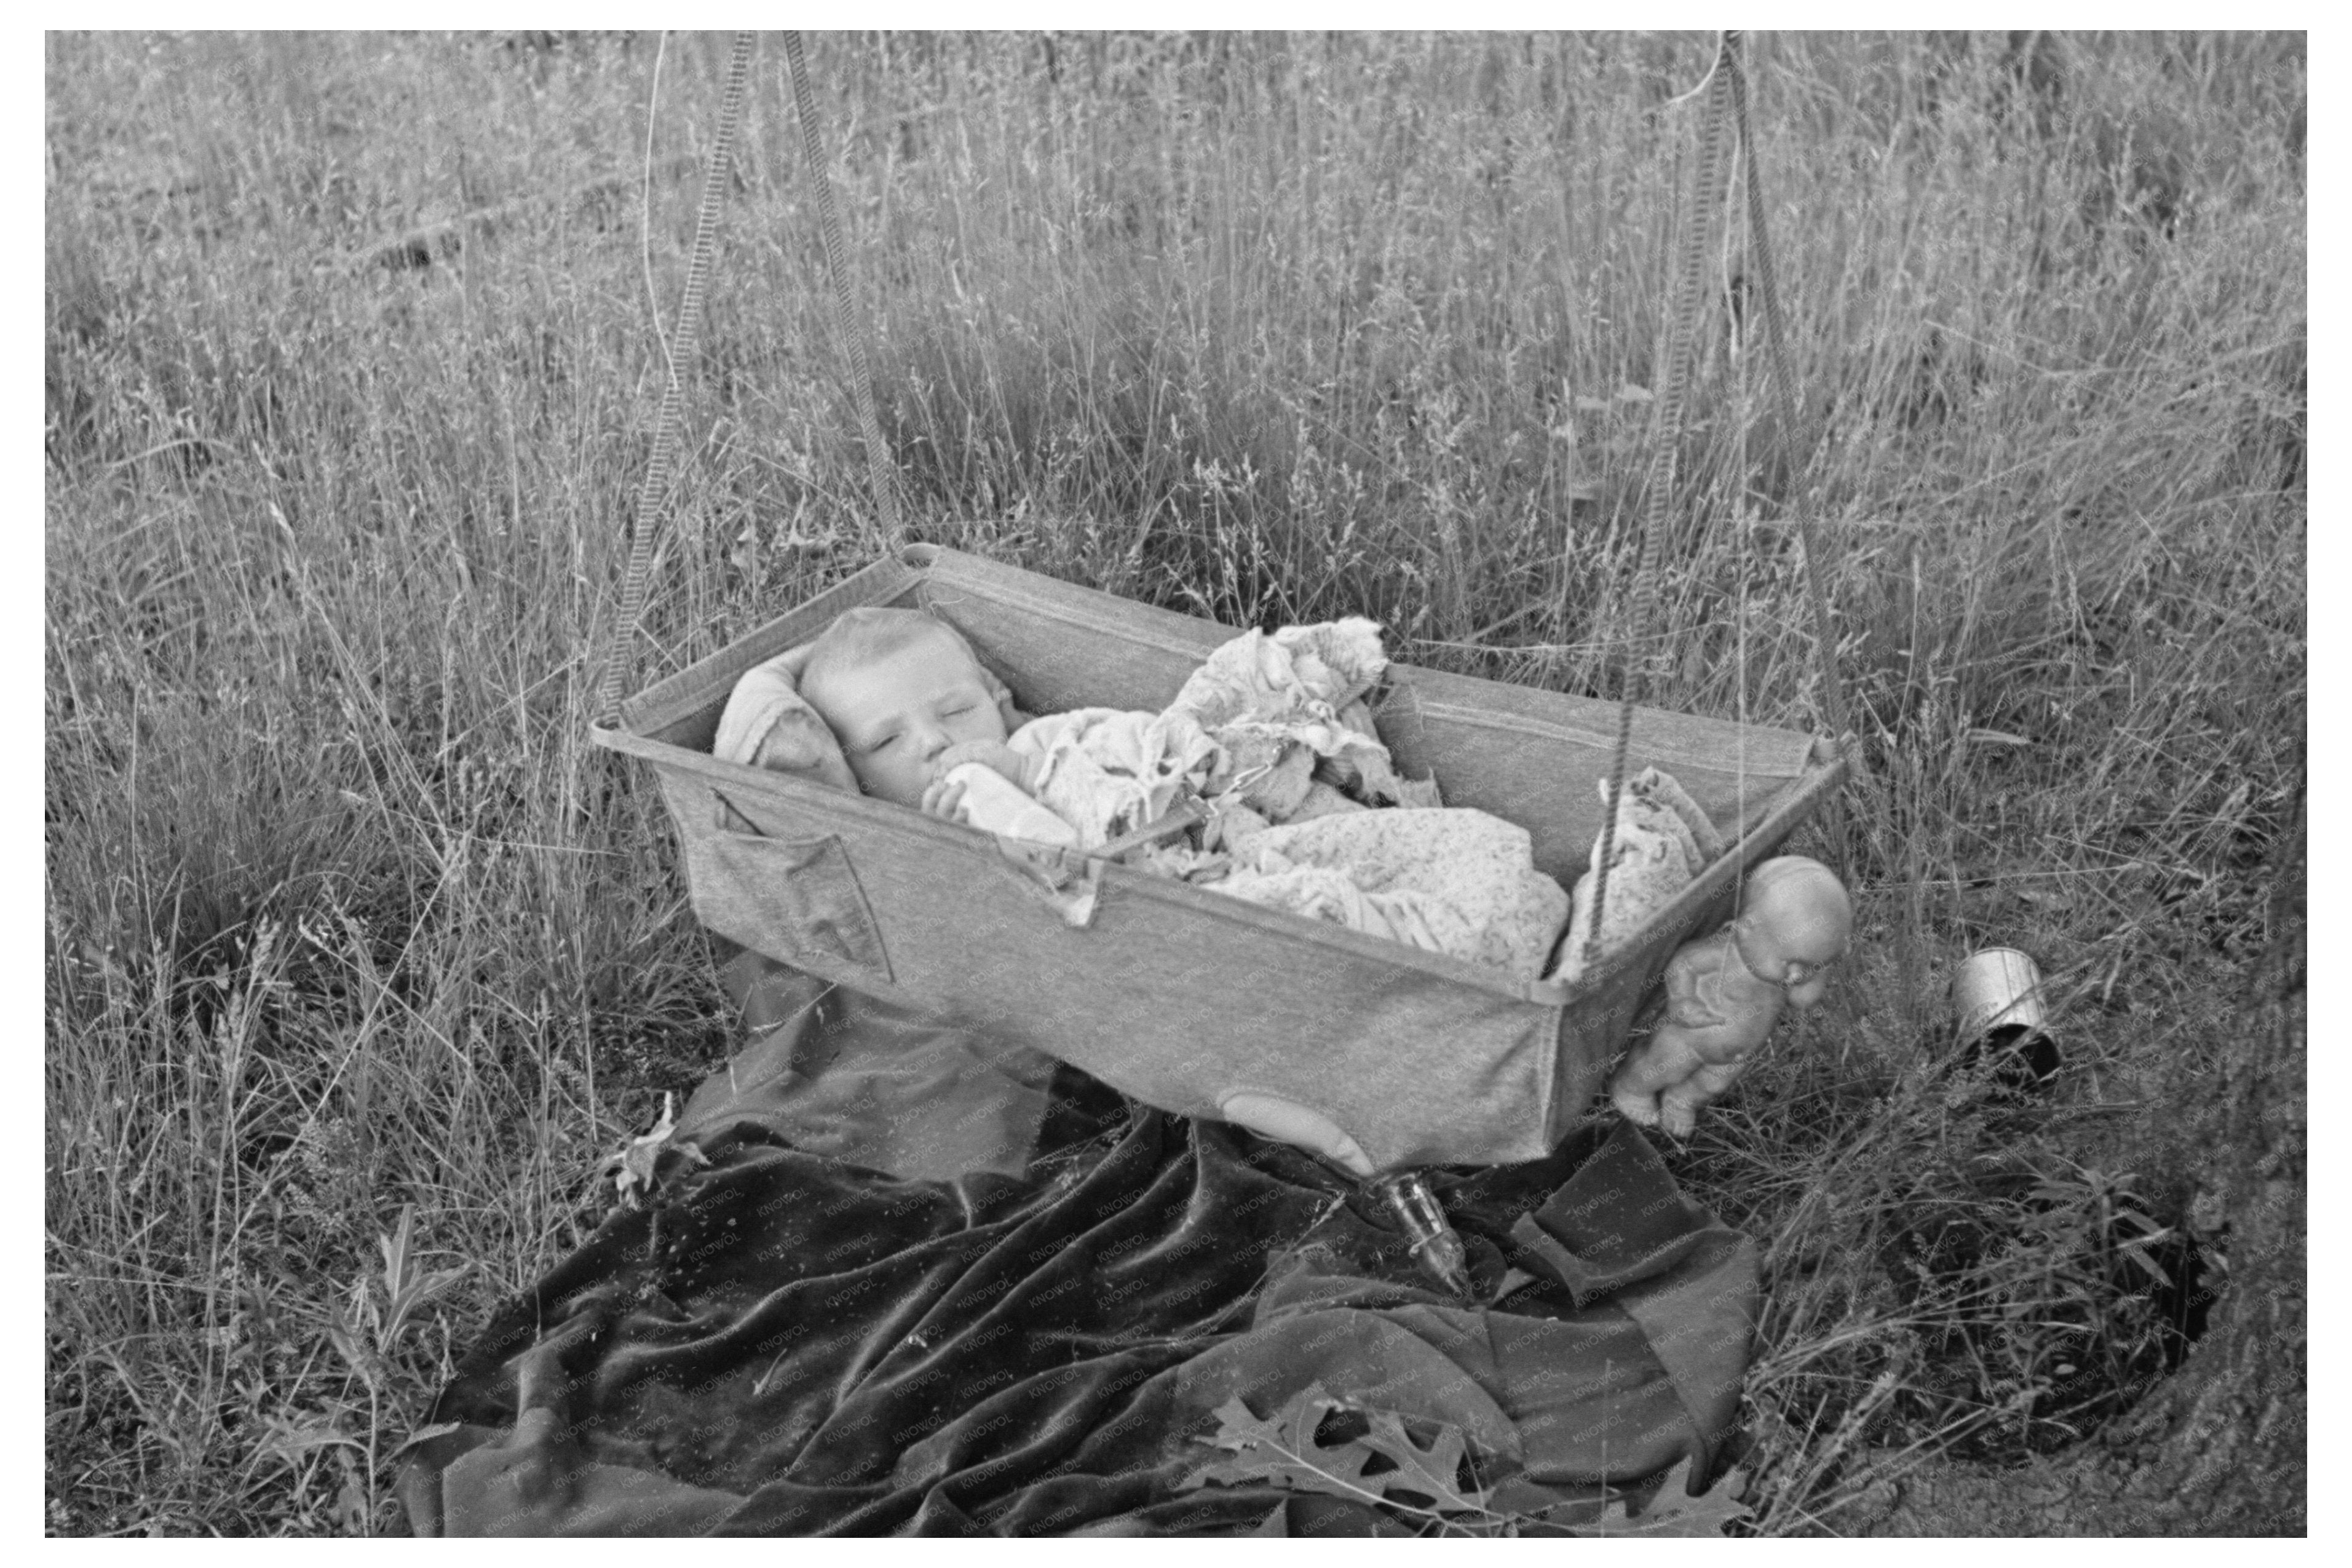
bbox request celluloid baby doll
[1606,854,1853,1137]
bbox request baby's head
[798,608,1010,806]
[1730,855,1853,1009]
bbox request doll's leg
[1609,1033,1708,1129]
[1612,1077,1664,1128]
[1655,1061,1747,1138]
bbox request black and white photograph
[42,28,2306,1537]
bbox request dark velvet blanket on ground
[400,964,1760,1537]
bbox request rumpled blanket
[398,961,1760,1538]
[1216,810,1571,983]
[709,612,1580,978]
[1551,768,1728,983]
[1010,707,1224,850]
[982,623,1574,978]
[1168,616,1409,816]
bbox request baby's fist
[919,773,970,822]
[933,740,1032,791]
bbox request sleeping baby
[724,605,1574,983]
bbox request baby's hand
[933,740,1032,790]
[919,772,970,822]
[920,742,1029,823]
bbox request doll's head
[798,609,1012,807]
[1730,855,1853,1009]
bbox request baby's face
[804,633,1009,807]
[1732,882,1852,1010]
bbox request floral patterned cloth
[1166,617,1411,816]
[1008,707,1224,850]
[1550,768,1723,983]
[1212,809,1570,983]
[983,622,1576,981]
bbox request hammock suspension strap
[598,30,756,730]
[1582,32,1740,972]
[1580,31,1856,970]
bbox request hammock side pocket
[697,803,893,988]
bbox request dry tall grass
[45,31,2303,1534]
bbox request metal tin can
[1952,948,2060,1086]
[1954,948,2047,1038]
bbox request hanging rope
[783,30,906,555]
[598,30,756,731]
[1580,32,1740,973]
[1724,36,1850,751]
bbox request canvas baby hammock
[600,543,1844,1172]
[592,32,1850,1176]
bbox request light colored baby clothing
[1007,707,1224,849]
[1211,809,1570,981]
[713,611,1581,984]
[984,619,1572,983]
[1165,617,1417,818]
[1549,768,1727,984]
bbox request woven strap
[598,31,756,730]
[1582,33,1740,970]
[783,30,905,553]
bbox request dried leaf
[601,1091,711,1208]
[1580,1456,1751,1537]
[1183,1386,1370,1501]
[1355,1407,1489,1513]
[1181,1384,1491,1517]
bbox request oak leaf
[1579,1455,1752,1537]
[1179,1384,1491,1517]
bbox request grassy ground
[44,31,2303,1535]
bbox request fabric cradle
[593,545,1841,1173]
